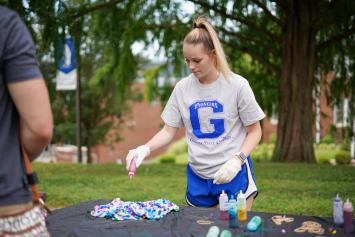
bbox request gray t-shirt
[161,72,265,179]
[0,7,43,205]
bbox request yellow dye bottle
[237,190,247,221]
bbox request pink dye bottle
[219,190,229,220]
[128,159,137,179]
[343,199,354,234]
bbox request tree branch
[70,0,126,19]
[222,39,280,76]
[317,26,355,50]
[217,26,280,56]
[250,0,283,27]
[188,0,279,40]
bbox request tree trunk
[87,128,92,164]
[273,0,317,162]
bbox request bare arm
[8,78,53,160]
[146,124,178,152]
[240,121,262,156]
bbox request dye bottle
[333,194,344,226]
[228,194,238,228]
[343,199,354,234]
[128,159,137,179]
[205,226,220,237]
[219,190,229,220]
[237,190,247,221]
[247,216,262,232]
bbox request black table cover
[47,199,355,237]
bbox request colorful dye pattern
[91,198,179,221]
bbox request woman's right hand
[125,145,151,170]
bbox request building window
[333,98,349,128]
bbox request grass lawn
[33,162,355,217]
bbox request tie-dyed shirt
[91,198,179,221]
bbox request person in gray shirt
[125,17,265,209]
[0,6,52,236]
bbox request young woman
[126,17,265,209]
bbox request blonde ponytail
[184,17,231,80]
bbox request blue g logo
[189,100,225,138]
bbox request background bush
[315,143,337,164]
[159,155,176,164]
[320,134,334,144]
[335,150,351,165]
[252,143,274,162]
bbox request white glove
[213,157,243,184]
[125,145,150,170]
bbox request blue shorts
[185,156,257,207]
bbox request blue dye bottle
[228,194,238,228]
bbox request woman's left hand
[213,158,242,184]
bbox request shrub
[334,150,351,165]
[269,133,277,144]
[316,143,336,150]
[167,138,187,155]
[175,153,188,164]
[315,144,336,164]
[321,134,334,144]
[159,155,176,164]
[316,154,332,164]
[252,143,273,162]
[340,138,350,151]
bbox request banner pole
[75,36,82,163]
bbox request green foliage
[4,0,185,156]
[252,143,274,162]
[155,138,188,164]
[335,150,352,165]
[53,123,76,144]
[6,0,355,164]
[321,134,335,144]
[174,153,189,164]
[142,64,175,107]
[143,66,163,102]
[340,138,351,151]
[315,143,337,164]
[316,154,332,165]
[159,155,176,164]
[167,138,188,155]
[268,133,277,144]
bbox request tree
[187,0,355,162]
[0,0,140,161]
[7,0,353,163]
[3,0,187,162]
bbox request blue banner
[56,38,77,90]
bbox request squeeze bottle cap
[220,190,227,197]
[238,190,245,199]
[335,194,341,201]
[344,199,353,211]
